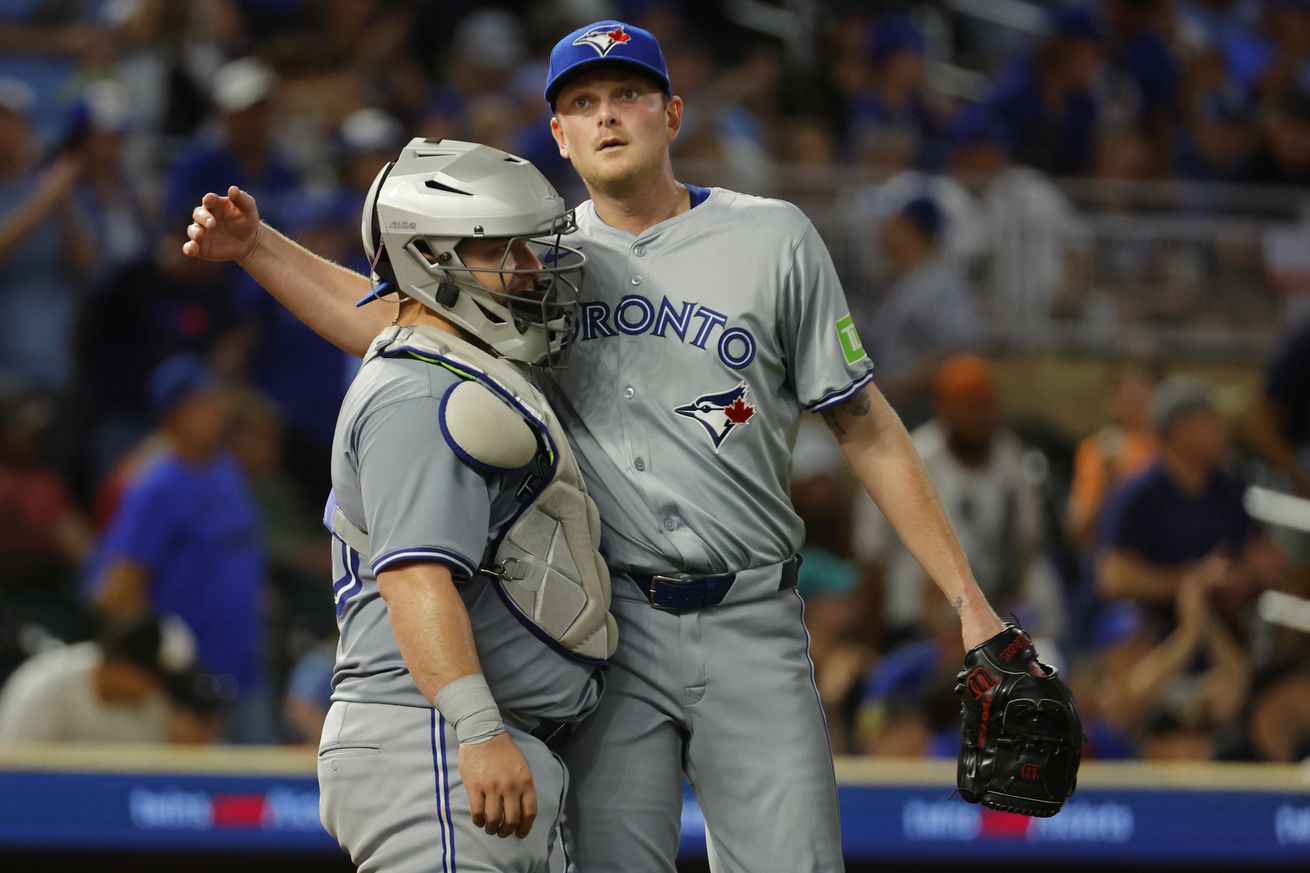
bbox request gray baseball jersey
[328,349,600,721]
[538,187,873,576]
[542,187,868,872]
[320,346,600,871]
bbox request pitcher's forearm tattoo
[820,389,871,436]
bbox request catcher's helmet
[361,138,584,366]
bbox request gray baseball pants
[319,700,570,872]
[554,563,844,872]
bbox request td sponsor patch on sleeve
[835,314,867,365]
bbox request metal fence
[670,159,1310,360]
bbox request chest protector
[336,324,617,664]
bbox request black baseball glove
[956,624,1082,817]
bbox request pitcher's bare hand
[182,186,263,264]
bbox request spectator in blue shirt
[163,58,300,230]
[1105,0,1181,167]
[0,77,92,392]
[1098,376,1282,618]
[89,355,269,741]
[849,15,944,168]
[981,4,1107,175]
[1174,85,1259,182]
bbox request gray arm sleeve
[780,220,875,410]
[357,396,492,579]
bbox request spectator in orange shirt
[1066,354,1164,550]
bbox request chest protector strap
[340,324,617,664]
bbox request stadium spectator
[1175,85,1259,182]
[853,355,1058,645]
[1251,78,1310,185]
[0,77,92,392]
[0,384,93,588]
[947,111,1082,320]
[1249,0,1310,101]
[63,78,153,282]
[853,592,969,758]
[164,57,300,229]
[282,638,334,745]
[86,355,270,742]
[1245,315,1310,500]
[848,15,944,169]
[979,4,1108,176]
[848,119,987,273]
[0,615,193,745]
[165,666,235,745]
[1103,0,1181,172]
[76,231,250,490]
[1097,376,1283,617]
[227,387,334,655]
[1067,355,1164,550]
[860,197,983,425]
[1069,578,1251,761]
[1230,660,1310,762]
[244,188,358,461]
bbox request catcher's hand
[956,624,1081,817]
[183,186,263,264]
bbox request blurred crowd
[794,345,1310,764]
[0,0,1308,762]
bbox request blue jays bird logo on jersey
[573,24,632,56]
[675,383,756,452]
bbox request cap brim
[547,58,670,107]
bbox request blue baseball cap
[148,354,221,418]
[868,15,925,64]
[544,20,671,109]
[899,196,942,241]
[1048,4,1108,42]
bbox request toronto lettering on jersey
[574,294,758,370]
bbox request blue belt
[629,554,802,612]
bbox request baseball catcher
[957,624,1082,817]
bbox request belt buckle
[648,573,695,611]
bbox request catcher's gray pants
[556,565,844,872]
[318,700,568,872]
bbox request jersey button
[634,245,647,257]
[663,518,676,531]
[630,275,642,286]
[634,457,646,472]
[623,386,635,399]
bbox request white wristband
[434,674,505,746]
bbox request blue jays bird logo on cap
[573,24,632,57]
[675,383,756,452]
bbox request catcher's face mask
[359,140,586,368]
[413,210,583,368]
